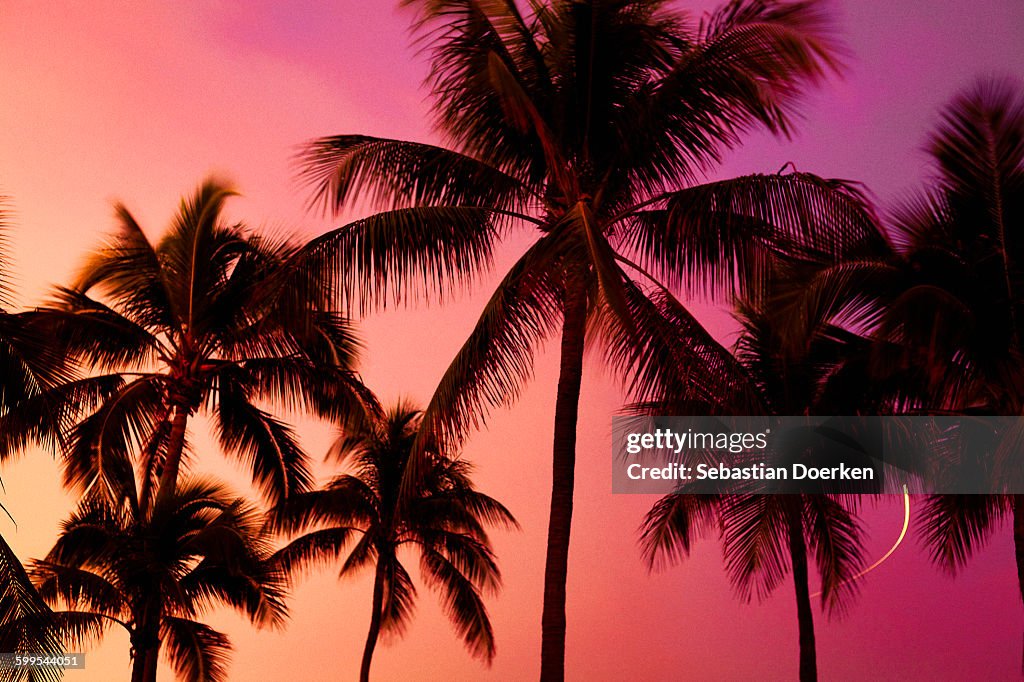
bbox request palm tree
[900,83,1024,599]
[29,476,286,682]
[780,79,1024,602]
[297,2,877,676]
[266,401,517,682]
[640,291,871,682]
[0,196,84,682]
[40,177,373,511]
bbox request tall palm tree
[40,177,373,511]
[780,79,1024,602]
[266,401,517,682]
[640,293,868,681]
[297,2,877,676]
[29,476,286,682]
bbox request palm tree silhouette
[297,2,876,676]
[783,79,1024,600]
[898,83,1024,599]
[39,178,373,510]
[30,476,286,682]
[640,293,870,681]
[0,197,83,682]
[267,401,517,682]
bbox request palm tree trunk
[153,404,191,510]
[130,648,147,682]
[130,620,161,682]
[540,275,587,682]
[787,501,817,682]
[360,560,387,682]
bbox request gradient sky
[2,1,1024,680]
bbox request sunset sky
[2,1,1024,680]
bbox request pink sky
[1,1,1023,680]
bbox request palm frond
[42,289,162,371]
[298,206,505,315]
[720,494,790,603]
[0,536,65,682]
[162,618,232,682]
[419,547,496,663]
[613,0,841,193]
[75,203,177,333]
[214,388,312,504]
[802,495,865,617]
[299,135,533,215]
[917,494,1006,573]
[600,277,762,412]
[639,494,722,571]
[414,233,566,457]
[378,555,417,639]
[269,528,361,579]
[622,172,880,297]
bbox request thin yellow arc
[810,484,911,599]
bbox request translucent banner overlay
[612,416,1024,495]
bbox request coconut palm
[29,476,286,682]
[266,401,517,682]
[39,177,373,511]
[297,2,877,676]
[778,78,1024,602]
[640,292,869,682]
[896,83,1024,597]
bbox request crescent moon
[811,484,910,599]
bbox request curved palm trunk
[360,560,387,682]
[540,276,587,682]
[787,501,817,682]
[153,405,191,510]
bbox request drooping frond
[162,618,232,682]
[600,275,762,412]
[622,172,880,297]
[214,384,313,504]
[0,536,65,682]
[29,560,125,621]
[639,494,722,571]
[917,494,1007,573]
[720,494,790,603]
[378,555,418,639]
[419,546,496,663]
[802,494,864,617]
[298,206,507,314]
[44,288,162,371]
[61,375,163,501]
[414,234,567,456]
[269,527,361,579]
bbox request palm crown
[42,178,373,510]
[267,401,517,681]
[30,477,286,682]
